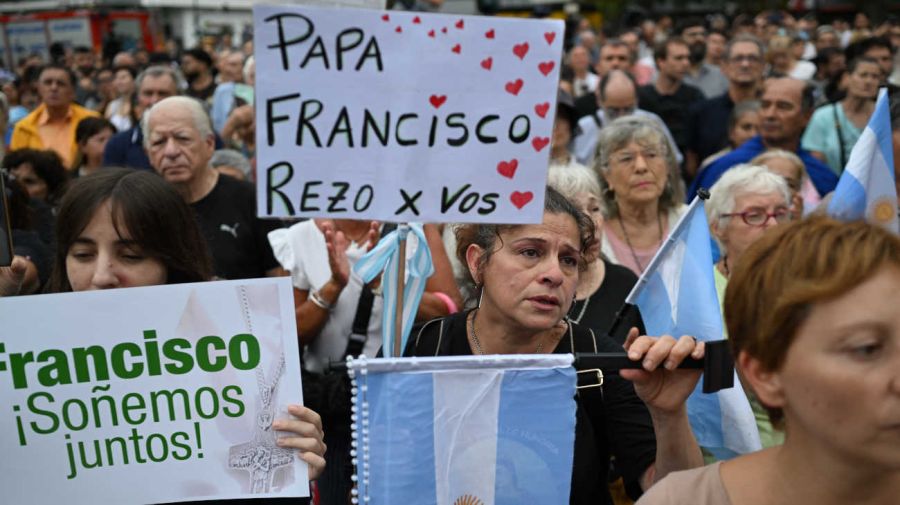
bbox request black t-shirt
[686,93,735,165]
[405,310,657,505]
[569,260,646,345]
[187,80,218,104]
[637,83,705,154]
[574,93,599,121]
[191,174,280,280]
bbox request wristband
[432,291,458,314]
[309,290,334,310]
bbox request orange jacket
[10,103,99,169]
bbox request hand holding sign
[273,404,326,481]
[255,6,563,224]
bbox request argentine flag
[349,355,576,505]
[627,197,762,460]
[828,88,899,233]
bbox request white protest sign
[254,5,563,224]
[273,0,387,9]
[0,278,307,504]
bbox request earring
[477,285,484,309]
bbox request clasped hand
[318,220,381,289]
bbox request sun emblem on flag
[872,197,896,224]
[453,494,484,505]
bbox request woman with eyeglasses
[706,164,792,286]
[705,163,792,450]
[594,116,686,276]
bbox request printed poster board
[0,278,308,504]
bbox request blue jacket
[103,125,153,171]
[103,125,225,172]
[688,135,839,202]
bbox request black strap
[342,222,397,359]
[832,103,847,171]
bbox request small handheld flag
[827,87,899,233]
[625,193,762,459]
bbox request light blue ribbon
[353,223,434,357]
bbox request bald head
[599,70,637,120]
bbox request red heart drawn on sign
[531,136,549,152]
[513,42,529,60]
[497,159,518,179]
[538,61,555,76]
[452,44,461,54]
[428,29,435,38]
[429,95,447,109]
[510,191,534,209]
[395,26,402,33]
[381,14,390,21]
[505,79,524,95]
[534,102,550,118]
[485,29,495,39]
[441,27,448,34]
[480,57,492,70]
[544,32,556,44]
[413,16,421,24]
[456,19,464,29]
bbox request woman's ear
[465,244,485,285]
[737,351,785,411]
[711,219,727,247]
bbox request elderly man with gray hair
[143,95,280,280]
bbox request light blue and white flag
[354,223,434,357]
[828,87,899,233]
[349,355,577,505]
[626,197,761,460]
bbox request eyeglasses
[721,207,790,226]
[609,148,662,167]
[603,106,635,120]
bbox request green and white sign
[0,278,307,504]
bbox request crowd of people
[1,7,899,505]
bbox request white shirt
[269,221,418,372]
[573,73,600,98]
[573,109,684,167]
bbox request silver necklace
[617,214,663,274]
[469,309,545,354]
[569,295,591,324]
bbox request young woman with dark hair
[72,116,115,178]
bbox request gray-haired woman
[706,163,792,450]
[547,162,645,343]
[594,116,686,276]
[706,164,792,288]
